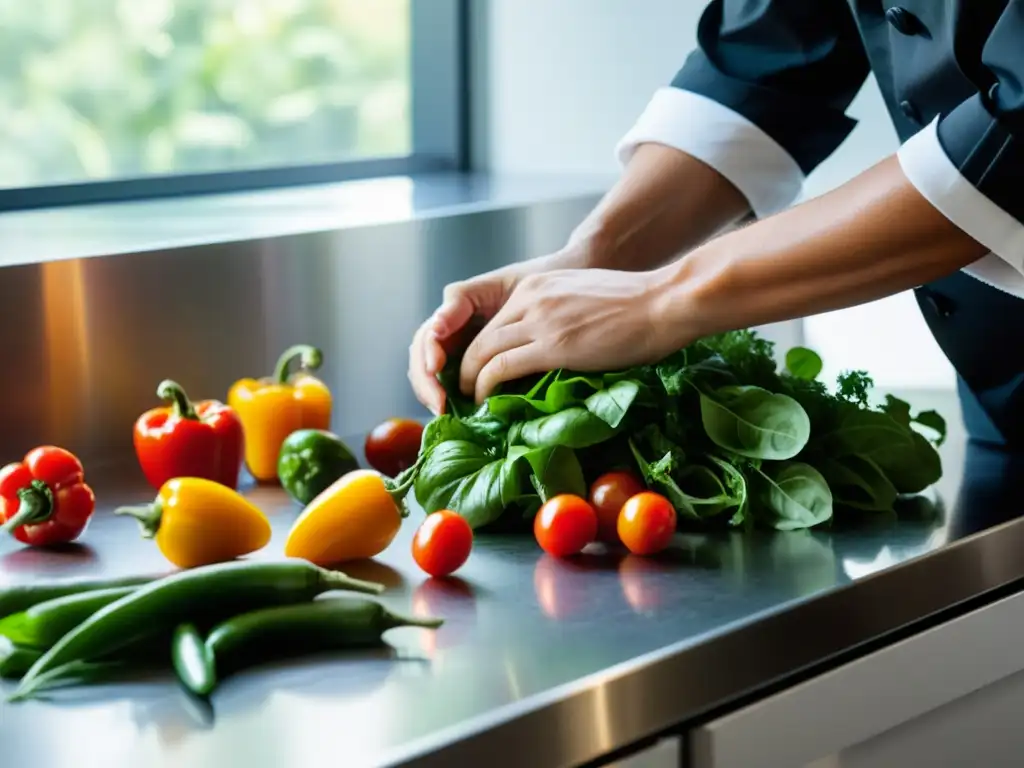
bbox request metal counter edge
[375,514,1024,768]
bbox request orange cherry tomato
[534,494,597,558]
[364,418,424,478]
[617,492,676,556]
[412,510,473,577]
[589,471,646,543]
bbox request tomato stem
[157,380,199,421]
[273,345,323,385]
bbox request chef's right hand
[409,251,584,415]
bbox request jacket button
[885,7,923,35]
[924,292,955,318]
[900,99,921,124]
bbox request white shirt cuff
[898,118,1024,299]
[615,87,805,219]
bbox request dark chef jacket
[616,1,1024,447]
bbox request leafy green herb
[784,347,823,380]
[756,462,834,531]
[699,386,811,460]
[407,331,945,533]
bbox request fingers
[459,320,532,396]
[408,324,447,415]
[475,342,547,404]
[431,285,476,339]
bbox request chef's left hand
[458,267,687,403]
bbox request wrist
[648,244,735,342]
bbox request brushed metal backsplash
[0,196,600,467]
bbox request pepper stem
[0,480,54,534]
[317,568,385,595]
[383,609,444,631]
[273,344,323,384]
[157,380,199,421]
[114,499,164,539]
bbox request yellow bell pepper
[285,470,404,565]
[115,478,272,568]
[228,344,332,482]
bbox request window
[0,0,465,210]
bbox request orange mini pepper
[228,344,332,482]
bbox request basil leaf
[880,394,912,427]
[700,385,811,460]
[818,408,914,459]
[511,382,640,449]
[912,409,947,446]
[756,462,833,531]
[818,455,898,512]
[707,455,750,527]
[584,380,641,429]
[508,444,586,503]
[413,440,522,529]
[784,347,823,381]
[510,407,613,449]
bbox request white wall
[473,0,955,390]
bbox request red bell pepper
[0,446,96,546]
[133,379,244,491]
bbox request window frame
[0,0,469,212]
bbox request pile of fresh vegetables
[0,331,952,706]
[0,560,441,702]
[390,330,947,539]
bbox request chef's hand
[458,268,686,403]
[409,250,589,415]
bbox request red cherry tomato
[589,471,646,543]
[364,418,424,478]
[412,510,473,577]
[618,492,677,556]
[534,494,597,558]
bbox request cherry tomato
[412,510,473,577]
[617,492,677,556]
[364,418,424,478]
[589,471,646,543]
[534,494,597,558]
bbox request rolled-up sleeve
[616,0,870,219]
[897,1,1024,278]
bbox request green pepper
[0,586,138,648]
[171,623,215,697]
[0,638,43,679]
[10,560,383,701]
[277,429,359,505]
[0,574,156,621]
[178,597,442,697]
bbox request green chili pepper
[184,597,442,697]
[0,636,166,683]
[277,429,359,505]
[171,623,215,697]
[12,560,383,701]
[0,637,43,679]
[0,574,155,621]
[0,586,137,648]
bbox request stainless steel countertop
[1,416,1023,768]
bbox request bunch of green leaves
[395,329,947,533]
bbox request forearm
[568,143,751,272]
[660,155,990,336]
